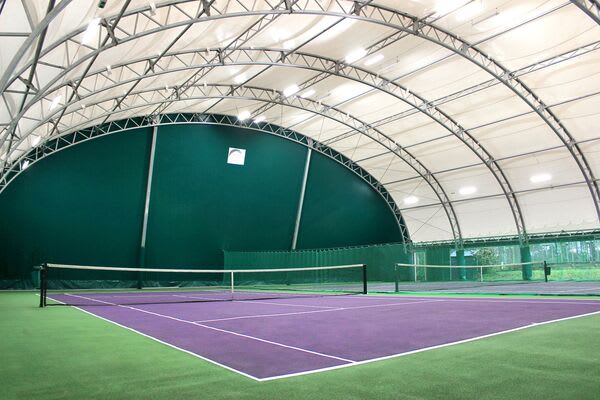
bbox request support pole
[362,264,368,294]
[520,245,532,280]
[39,264,47,308]
[291,147,312,250]
[456,248,466,280]
[138,125,158,288]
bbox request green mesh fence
[224,242,410,288]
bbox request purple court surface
[48,292,600,381]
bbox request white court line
[193,299,443,323]
[235,300,338,309]
[172,294,231,301]
[194,309,345,323]
[553,287,600,293]
[45,295,261,381]
[323,295,600,305]
[63,293,354,364]
[47,293,600,382]
[408,298,600,306]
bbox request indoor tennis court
[46,290,600,380]
[2,1,600,399]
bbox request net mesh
[393,261,547,292]
[38,263,367,306]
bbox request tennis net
[37,263,367,307]
[393,261,548,293]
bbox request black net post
[544,261,549,282]
[394,264,399,292]
[362,264,368,294]
[39,264,48,308]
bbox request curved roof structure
[1,0,600,244]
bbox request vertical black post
[544,260,549,282]
[39,264,48,307]
[394,264,399,293]
[362,264,368,294]
[38,266,44,308]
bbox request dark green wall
[0,123,403,287]
[297,153,402,249]
[0,129,151,288]
[145,124,305,268]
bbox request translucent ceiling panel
[199,65,266,85]
[518,185,599,233]
[551,95,600,141]
[171,17,256,53]
[245,14,341,51]
[0,37,27,80]
[578,140,600,179]
[436,0,569,45]
[440,84,532,130]
[520,49,600,106]
[398,55,492,100]
[387,179,445,209]
[469,113,561,158]
[371,35,454,82]
[498,148,584,192]
[168,98,219,115]
[477,4,600,71]
[246,66,325,94]
[384,114,448,147]
[407,135,482,173]
[290,115,348,143]
[300,19,394,62]
[204,98,264,116]
[358,152,420,184]
[452,197,519,238]
[436,164,504,202]
[337,93,409,125]
[401,205,455,243]
[328,133,389,161]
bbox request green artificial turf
[1,292,599,400]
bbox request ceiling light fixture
[300,89,315,98]
[238,110,251,121]
[365,54,384,66]
[403,196,419,205]
[49,95,61,111]
[456,0,484,21]
[234,73,246,84]
[22,160,30,170]
[283,84,300,97]
[459,186,477,195]
[283,40,296,50]
[345,48,367,64]
[81,17,101,45]
[530,173,552,183]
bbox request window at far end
[227,148,246,165]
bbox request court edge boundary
[44,295,263,381]
[42,294,600,382]
[259,309,600,381]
